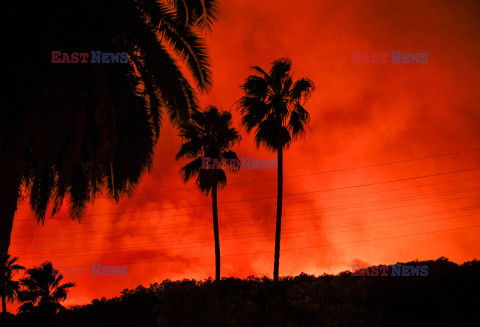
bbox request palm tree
[0,255,24,315]
[176,106,240,282]
[169,0,218,30]
[17,261,75,319]
[0,0,218,278]
[237,58,314,282]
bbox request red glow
[8,0,480,309]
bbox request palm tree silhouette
[17,261,75,320]
[0,0,218,278]
[0,255,24,315]
[176,107,240,282]
[170,0,218,30]
[237,58,314,281]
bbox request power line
[14,166,480,223]
[42,223,480,268]
[14,204,480,256]
[15,207,480,258]
[11,189,480,243]
[231,147,480,184]
[12,146,480,203]
[12,185,480,239]
[93,146,480,195]
[13,174,480,228]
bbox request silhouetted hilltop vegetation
[7,257,479,326]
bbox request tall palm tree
[0,0,218,283]
[17,261,75,319]
[1,255,24,315]
[176,106,240,282]
[237,58,314,281]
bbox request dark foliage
[7,258,478,326]
[2,0,215,221]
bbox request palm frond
[176,140,204,159]
[179,157,204,183]
[251,66,270,80]
[220,150,240,173]
[169,0,219,31]
[238,58,314,151]
[238,97,269,132]
[176,106,240,194]
[290,78,315,101]
[241,75,269,98]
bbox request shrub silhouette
[9,258,475,327]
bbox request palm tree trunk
[212,183,220,282]
[273,146,283,282]
[0,156,23,315]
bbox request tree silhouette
[237,58,314,281]
[176,106,240,282]
[16,258,477,326]
[17,261,75,320]
[1,0,218,281]
[170,0,218,31]
[0,255,24,315]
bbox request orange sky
[8,0,480,309]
